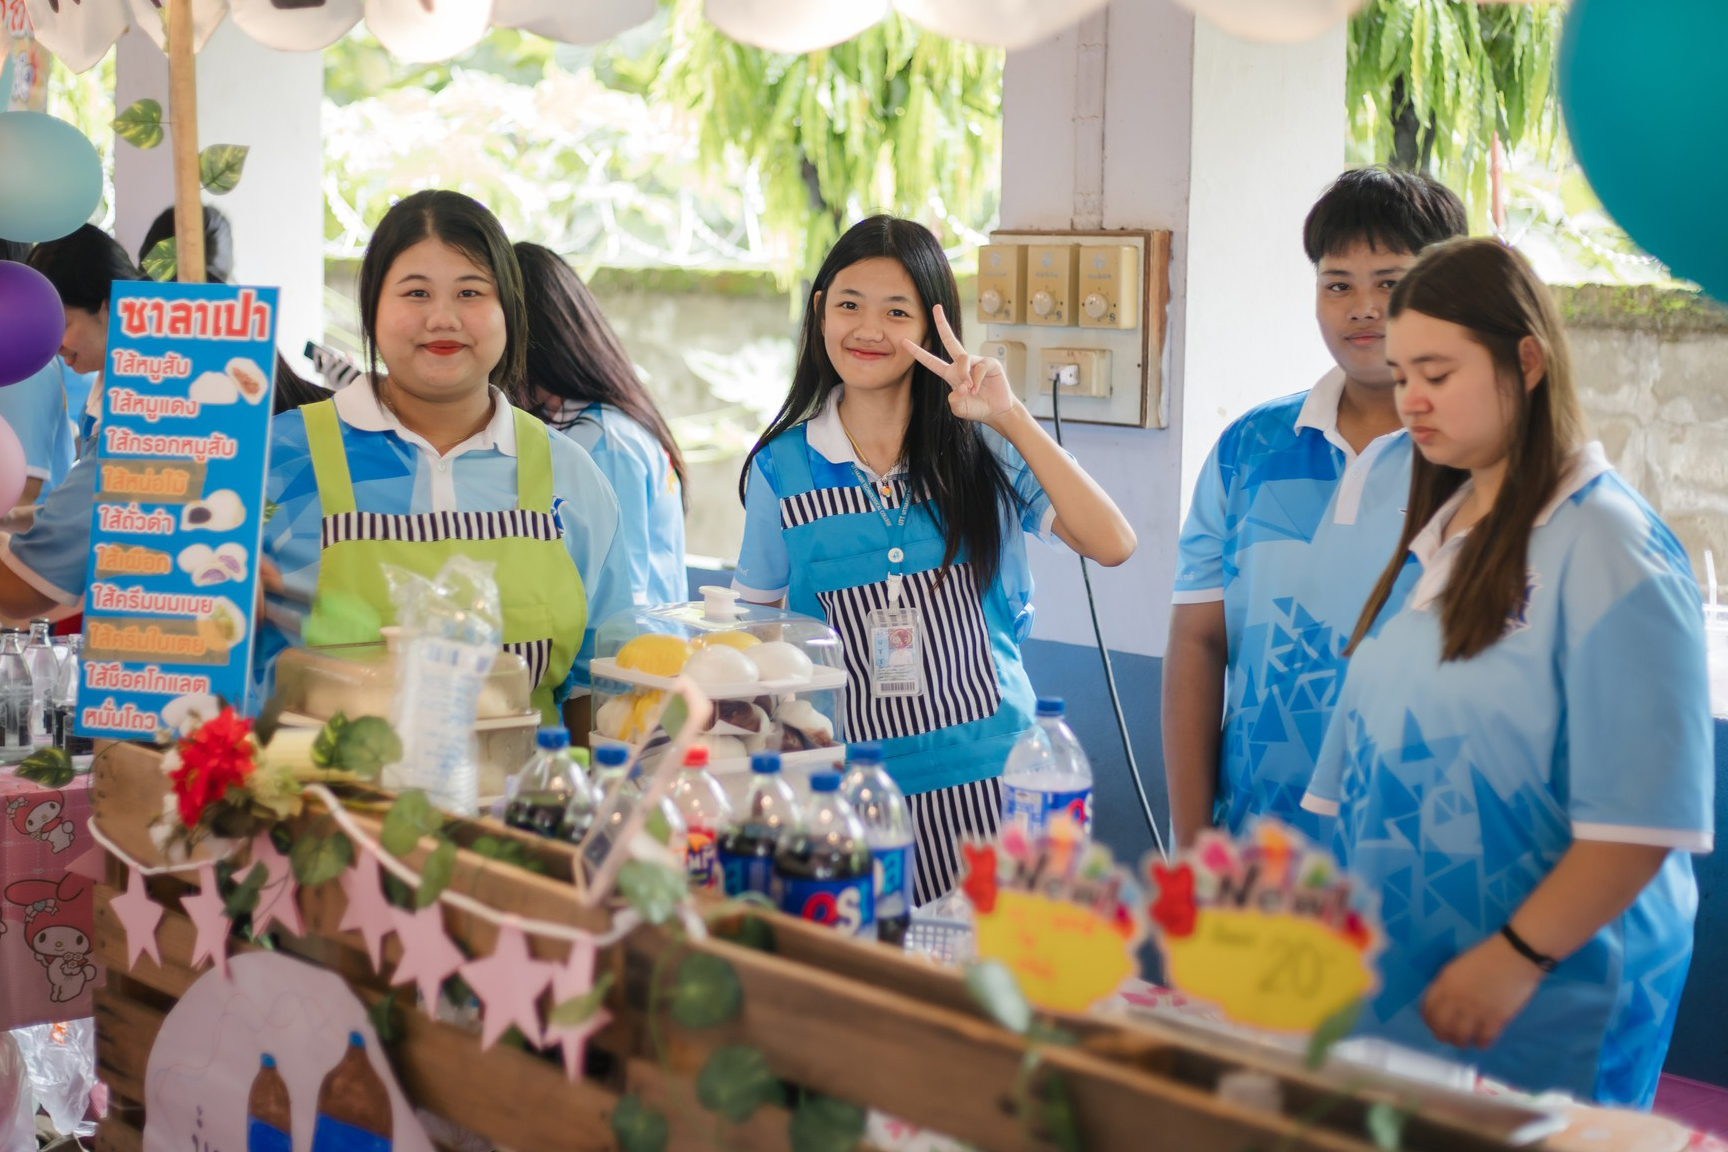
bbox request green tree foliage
[602,0,1003,285]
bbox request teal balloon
[1561,0,1728,303]
[0,112,104,243]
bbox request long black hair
[358,190,526,393]
[741,215,1021,590]
[513,242,687,502]
[26,225,140,312]
[139,204,235,283]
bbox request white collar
[806,387,905,480]
[336,381,518,458]
[1294,367,1407,463]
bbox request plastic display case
[272,638,539,799]
[589,586,847,794]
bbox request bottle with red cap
[668,746,733,891]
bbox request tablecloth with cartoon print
[0,766,97,1030]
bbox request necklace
[837,410,900,500]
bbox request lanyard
[853,464,911,606]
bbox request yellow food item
[697,630,762,651]
[616,634,694,676]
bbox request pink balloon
[0,416,26,515]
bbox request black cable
[1047,375,1169,863]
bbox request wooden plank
[165,0,204,283]
[94,988,161,1105]
[93,1116,143,1152]
[624,1056,793,1152]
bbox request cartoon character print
[7,791,77,854]
[5,874,98,1003]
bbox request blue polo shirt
[551,401,686,608]
[1174,369,1415,840]
[260,383,633,700]
[1303,444,1713,1107]
[0,359,79,493]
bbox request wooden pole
[166,0,205,283]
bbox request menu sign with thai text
[79,282,277,738]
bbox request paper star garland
[111,865,164,970]
[544,933,611,1080]
[338,847,396,972]
[459,922,557,1049]
[389,903,466,1012]
[250,834,303,939]
[181,863,232,977]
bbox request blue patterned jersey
[1304,444,1714,1106]
[1174,370,1415,839]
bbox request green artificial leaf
[141,238,177,282]
[1366,1101,1409,1151]
[252,689,287,748]
[333,716,403,781]
[548,971,615,1026]
[17,747,75,789]
[1305,999,1364,1071]
[470,835,543,873]
[269,822,294,856]
[713,910,776,954]
[696,1045,782,1123]
[224,863,267,918]
[416,837,457,908]
[965,960,1032,1036]
[644,805,673,846]
[368,989,400,1044]
[381,871,415,910]
[1039,1068,1083,1152]
[112,98,165,149]
[661,696,690,740]
[788,1094,865,1152]
[289,831,353,887]
[670,952,743,1029]
[381,790,441,856]
[311,712,349,768]
[611,1095,669,1152]
[617,860,689,926]
[198,143,250,195]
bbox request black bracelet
[1500,924,1558,973]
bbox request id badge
[868,606,925,698]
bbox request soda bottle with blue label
[774,769,875,939]
[840,742,914,947]
[719,752,799,898]
[309,1031,392,1152]
[1000,697,1093,843]
[246,1053,291,1152]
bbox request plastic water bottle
[51,635,90,755]
[24,619,58,746]
[504,727,593,839]
[582,745,688,876]
[841,742,915,946]
[0,630,32,756]
[1000,697,1093,842]
[669,746,733,891]
[557,748,596,843]
[775,770,874,939]
[719,752,800,899]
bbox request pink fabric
[1,768,98,1029]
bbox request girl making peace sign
[734,216,1136,904]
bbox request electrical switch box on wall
[978,229,1170,428]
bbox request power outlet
[1038,348,1112,399]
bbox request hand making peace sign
[901,304,1021,426]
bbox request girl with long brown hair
[1301,238,1712,1106]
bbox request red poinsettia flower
[1149,862,1197,938]
[168,707,258,827]
[959,841,999,914]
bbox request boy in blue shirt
[1163,168,1466,847]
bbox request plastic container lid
[809,770,840,793]
[847,741,884,764]
[750,752,782,774]
[596,745,629,768]
[1036,697,1066,717]
[536,726,570,750]
[682,746,711,769]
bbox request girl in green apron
[257,191,631,726]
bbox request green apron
[299,399,585,723]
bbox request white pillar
[113,20,323,369]
[1000,0,1345,658]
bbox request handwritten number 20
[1257,937,1325,998]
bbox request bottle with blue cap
[504,726,593,839]
[582,744,688,876]
[1000,697,1093,842]
[841,742,914,946]
[774,768,875,938]
[719,751,799,897]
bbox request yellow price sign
[1160,908,1375,1032]
[973,889,1137,1014]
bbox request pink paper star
[66,848,107,883]
[250,834,303,939]
[544,932,611,1081]
[110,865,163,970]
[389,903,465,1012]
[182,863,231,977]
[460,922,556,1049]
[338,847,395,972]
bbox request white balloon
[229,0,364,52]
[21,0,130,73]
[894,0,1109,51]
[126,0,230,53]
[490,0,654,44]
[704,0,887,54]
[365,0,492,64]
[1169,0,1366,43]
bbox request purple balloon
[0,260,65,389]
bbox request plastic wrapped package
[11,1019,98,1139]
[0,1031,38,1152]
